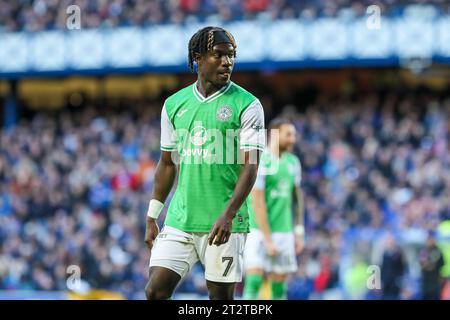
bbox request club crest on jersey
[216,105,233,122]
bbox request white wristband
[147,199,164,219]
[294,224,305,236]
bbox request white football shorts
[244,228,298,274]
[149,225,247,283]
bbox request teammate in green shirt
[243,118,305,300]
[144,26,266,300]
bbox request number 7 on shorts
[222,257,233,277]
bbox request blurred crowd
[0,0,449,32]
[0,102,163,298]
[284,87,450,299]
[1,85,450,299]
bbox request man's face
[278,124,297,151]
[197,43,235,87]
[426,237,436,248]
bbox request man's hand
[264,239,278,257]
[144,217,160,252]
[295,235,304,256]
[208,212,233,246]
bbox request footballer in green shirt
[243,118,305,300]
[144,26,265,300]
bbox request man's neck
[196,78,227,98]
[269,142,286,159]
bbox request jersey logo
[216,105,233,122]
[190,125,208,146]
[270,179,290,198]
[177,109,189,118]
[251,123,264,131]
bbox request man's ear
[193,53,203,72]
[194,53,202,65]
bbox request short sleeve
[253,164,266,190]
[240,99,266,151]
[160,103,177,152]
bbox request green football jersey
[160,81,265,233]
[249,150,302,233]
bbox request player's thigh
[206,280,236,300]
[271,232,298,274]
[146,266,181,299]
[197,233,246,283]
[149,226,198,281]
[244,229,266,272]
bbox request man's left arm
[208,99,265,246]
[293,160,305,255]
[208,150,262,245]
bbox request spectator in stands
[0,0,447,32]
[380,234,407,299]
[287,265,314,300]
[420,233,445,300]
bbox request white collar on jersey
[193,81,232,103]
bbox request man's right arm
[145,104,177,251]
[252,170,278,256]
[145,151,176,251]
[253,189,277,256]
[151,151,177,203]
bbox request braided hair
[188,26,237,72]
